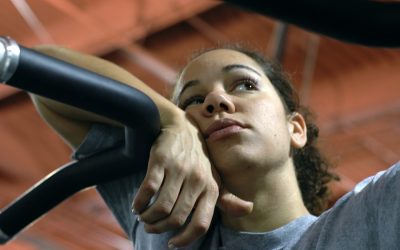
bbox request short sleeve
[72,123,125,160]
[72,124,146,239]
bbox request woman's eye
[180,95,204,110]
[233,79,258,92]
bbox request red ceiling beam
[42,0,105,35]
[0,86,21,100]
[10,0,54,43]
[321,101,400,135]
[121,44,177,85]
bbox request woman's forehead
[180,49,263,80]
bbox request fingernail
[137,216,142,222]
[168,242,176,250]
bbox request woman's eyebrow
[179,79,200,97]
[179,64,261,98]
[222,64,261,76]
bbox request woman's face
[177,49,299,177]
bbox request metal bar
[121,44,177,85]
[321,101,400,135]
[186,16,229,44]
[43,0,104,33]
[268,22,288,63]
[300,34,320,105]
[10,0,54,43]
[361,136,399,165]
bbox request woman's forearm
[30,45,183,148]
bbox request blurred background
[0,0,399,249]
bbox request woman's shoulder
[295,161,400,249]
[350,160,400,195]
[327,160,400,216]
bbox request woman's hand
[132,114,253,248]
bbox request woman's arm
[30,45,182,149]
[30,46,252,248]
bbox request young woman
[31,45,400,250]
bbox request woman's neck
[220,162,309,232]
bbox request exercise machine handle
[0,36,160,243]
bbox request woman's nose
[202,92,235,116]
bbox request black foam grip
[0,147,143,240]
[8,46,160,134]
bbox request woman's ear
[288,112,307,149]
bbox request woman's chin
[211,148,261,174]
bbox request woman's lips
[207,125,243,141]
[205,119,245,141]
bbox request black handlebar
[3,42,160,132]
[0,147,151,243]
[0,37,160,243]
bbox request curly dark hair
[171,45,339,215]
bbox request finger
[217,187,253,217]
[138,169,185,224]
[168,187,218,248]
[143,179,204,234]
[132,162,164,214]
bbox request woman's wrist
[158,101,187,128]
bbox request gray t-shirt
[74,124,400,250]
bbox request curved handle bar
[0,36,161,243]
[224,0,400,47]
[0,36,160,134]
[1,146,150,243]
